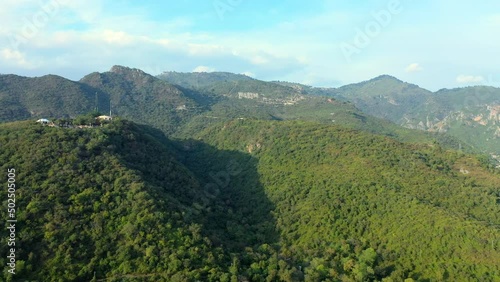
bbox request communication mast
[94,92,99,113]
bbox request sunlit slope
[194,119,500,281]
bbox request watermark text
[340,0,403,62]
[6,168,17,275]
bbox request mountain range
[2,66,498,161]
[306,75,499,158]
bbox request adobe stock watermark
[213,0,244,20]
[9,0,62,51]
[340,0,404,63]
[198,160,242,209]
[6,168,17,275]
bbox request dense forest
[1,118,499,281]
[190,119,500,281]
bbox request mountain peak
[371,74,402,82]
[109,65,147,75]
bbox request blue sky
[1,0,499,90]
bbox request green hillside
[2,68,497,160]
[191,119,500,281]
[79,66,207,135]
[0,120,301,281]
[0,74,99,122]
[274,75,434,121]
[307,75,434,121]
[412,86,500,155]
[2,119,499,281]
[0,66,212,135]
[0,120,220,280]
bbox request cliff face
[323,77,500,157]
[404,104,499,130]
[400,101,500,156]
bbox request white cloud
[187,43,226,57]
[405,63,423,73]
[250,55,269,65]
[193,66,216,73]
[100,30,134,45]
[1,48,24,61]
[456,75,484,84]
[0,48,33,68]
[241,71,255,77]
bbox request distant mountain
[0,67,488,155]
[297,75,500,159]
[0,74,98,121]
[157,71,254,89]
[327,75,433,120]
[0,66,219,135]
[158,71,304,102]
[80,66,206,134]
[156,71,475,152]
[408,86,500,155]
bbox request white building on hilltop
[96,115,112,121]
[36,118,51,125]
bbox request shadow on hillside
[172,138,279,251]
[141,124,278,252]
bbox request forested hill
[0,119,290,281]
[0,120,223,280]
[79,66,206,134]
[0,74,98,121]
[0,66,206,134]
[1,119,499,281]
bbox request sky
[1,0,500,91]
